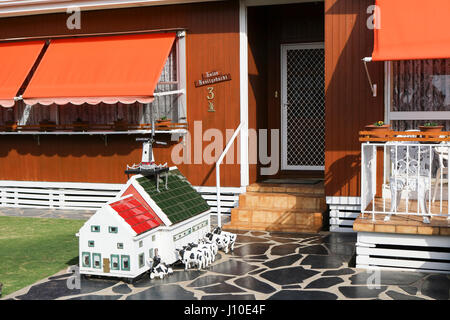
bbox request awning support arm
[362,57,377,97]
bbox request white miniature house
[77,167,211,279]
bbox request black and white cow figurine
[204,231,231,253]
[211,227,237,252]
[176,246,206,270]
[149,255,173,279]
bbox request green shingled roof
[136,169,210,224]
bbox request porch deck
[354,197,450,236]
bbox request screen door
[281,43,325,170]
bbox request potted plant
[4,120,18,132]
[39,119,56,132]
[156,116,172,129]
[365,121,390,138]
[419,122,444,133]
[114,118,128,131]
[72,117,89,132]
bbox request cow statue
[212,227,237,252]
[205,227,237,253]
[176,245,206,270]
[149,255,173,279]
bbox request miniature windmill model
[125,106,169,192]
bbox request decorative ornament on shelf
[419,122,444,133]
[4,120,18,132]
[156,116,172,129]
[365,121,390,139]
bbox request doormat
[261,179,322,185]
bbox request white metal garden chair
[432,144,449,203]
[387,139,434,224]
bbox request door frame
[280,42,325,171]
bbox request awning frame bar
[0,27,187,44]
[362,57,377,97]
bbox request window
[110,255,120,270]
[117,243,124,249]
[91,225,100,233]
[386,59,450,130]
[93,253,101,269]
[121,255,130,271]
[149,248,154,259]
[0,32,187,134]
[82,252,91,268]
[138,253,145,268]
[88,240,95,247]
[152,235,156,242]
[139,240,143,248]
[109,226,118,233]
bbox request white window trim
[385,60,450,124]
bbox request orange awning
[0,40,45,107]
[372,0,450,61]
[23,33,176,105]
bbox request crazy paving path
[4,231,450,300]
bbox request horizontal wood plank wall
[0,1,241,186]
[324,0,384,197]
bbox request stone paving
[3,219,450,300]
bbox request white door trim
[280,42,325,171]
[239,0,249,187]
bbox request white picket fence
[0,180,122,210]
[0,180,242,214]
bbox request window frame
[82,252,91,268]
[121,255,130,271]
[91,225,100,233]
[88,240,95,247]
[1,31,187,136]
[109,226,118,234]
[110,254,120,271]
[138,253,145,269]
[384,61,450,124]
[92,253,102,269]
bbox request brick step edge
[242,191,325,198]
[222,221,322,233]
[246,187,325,197]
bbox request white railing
[216,122,244,227]
[361,141,450,223]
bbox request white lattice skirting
[0,180,242,214]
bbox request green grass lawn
[0,216,85,297]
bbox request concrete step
[246,182,324,196]
[238,192,326,211]
[223,209,322,233]
[229,207,323,227]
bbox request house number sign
[194,71,231,112]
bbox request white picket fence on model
[0,180,242,214]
